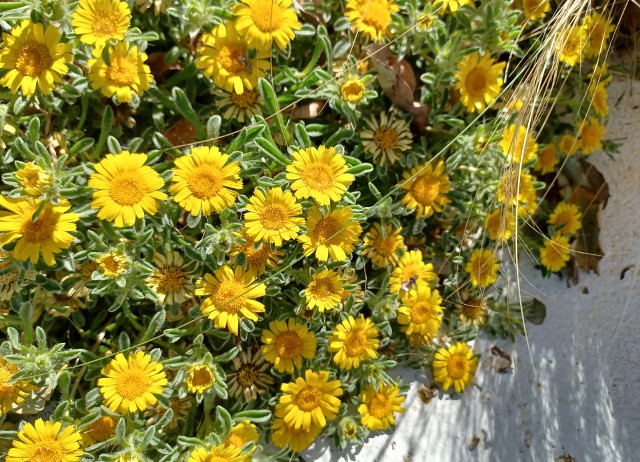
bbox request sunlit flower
[187,444,245,462]
[146,251,194,305]
[397,285,443,339]
[485,208,516,241]
[305,269,344,312]
[540,234,571,271]
[583,12,614,58]
[465,248,500,288]
[362,222,407,267]
[0,197,78,266]
[432,342,478,393]
[340,77,366,103]
[548,202,582,236]
[556,26,586,66]
[0,355,35,415]
[214,88,262,122]
[357,382,405,431]
[455,295,488,327]
[234,0,301,51]
[521,0,550,21]
[578,118,606,154]
[399,160,451,219]
[499,123,538,165]
[0,20,72,97]
[144,395,192,430]
[72,0,130,49]
[588,81,608,117]
[261,318,317,373]
[271,417,322,453]
[344,0,399,42]
[96,250,130,278]
[433,0,474,15]
[361,112,412,165]
[7,419,83,462]
[230,228,283,274]
[299,206,362,262]
[0,251,32,301]
[186,363,216,394]
[329,315,379,370]
[15,162,52,198]
[81,415,117,447]
[389,249,437,297]
[557,134,581,156]
[244,187,303,246]
[98,351,168,414]
[534,144,559,174]
[496,168,537,213]
[224,420,259,455]
[89,151,167,228]
[135,0,172,15]
[227,349,274,402]
[454,51,505,113]
[590,63,612,86]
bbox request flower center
[411,302,433,323]
[107,55,137,86]
[465,68,488,96]
[276,331,303,358]
[92,12,120,38]
[301,163,335,191]
[343,328,367,356]
[217,45,249,74]
[154,266,188,294]
[313,217,340,243]
[85,416,116,443]
[400,264,420,285]
[15,42,52,77]
[212,279,245,313]
[374,235,397,256]
[446,353,469,380]
[109,174,146,205]
[250,3,285,32]
[361,0,393,31]
[98,255,124,275]
[341,80,365,101]
[472,257,492,281]
[21,209,57,243]
[368,393,391,419]
[259,203,288,230]
[230,89,259,109]
[411,175,439,206]
[295,386,322,411]
[186,165,223,199]
[310,278,335,300]
[27,441,64,462]
[190,366,214,387]
[462,302,483,319]
[373,127,399,150]
[237,364,259,387]
[114,367,149,400]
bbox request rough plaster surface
[303,77,640,462]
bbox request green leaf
[138,310,166,344]
[93,106,114,157]
[211,347,238,363]
[67,138,95,156]
[215,406,233,437]
[254,137,288,167]
[346,163,374,176]
[232,409,272,423]
[172,87,205,139]
[325,130,354,147]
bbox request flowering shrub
[0,0,619,460]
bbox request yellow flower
[286,145,354,206]
[557,134,581,156]
[276,369,343,430]
[234,0,301,51]
[534,144,559,174]
[329,315,379,370]
[454,52,505,113]
[305,269,344,312]
[361,112,412,165]
[578,118,605,154]
[397,285,443,338]
[399,160,451,219]
[89,151,167,227]
[485,208,516,241]
[261,318,317,373]
[16,162,52,198]
[548,202,582,236]
[169,146,242,217]
[187,444,245,462]
[196,265,266,336]
[196,21,270,94]
[455,296,488,327]
[344,0,399,42]
[214,88,262,122]
[0,20,72,97]
[465,248,499,288]
[388,249,436,297]
[583,12,614,58]
[88,41,153,104]
[98,351,168,414]
[499,123,538,165]
[230,228,283,274]
[72,0,130,49]
[7,419,83,462]
[271,417,322,453]
[146,251,194,305]
[357,382,405,431]
[96,249,130,278]
[588,81,608,117]
[540,234,571,271]
[496,168,537,212]
[299,205,362,261]
[0,197,78,266]
[522,0,550,21]
[361,222,407,267]
[433,0,474,14]
[225,420,259,455]
[227,349,274,402]
[185,363,215,394]
[0,355,34,415]
[244,187,304,246]
[556,26,586,66]
[590,63,612,86]
[80,416,118,447]
[432,342,478,393]
[340,77,366,103]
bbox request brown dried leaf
[164,118,197,146]
[291,100,327,119]
[147,52,183,82]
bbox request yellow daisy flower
[465,248,500,288]
[360,112,412,165]
[271,417,322,453]
[583,12,614,58]
[286,145,354,206]
[146,251,194,305]
[485,208,516,241]
[88,41,153,104]
[496,168,537,212]
[433,342,478,393]
[230,228,283,274]
[214,88,262,122]
[454,52,505,113]
[196,21,270,94]
[0,197,78,266]
[227,349,274,402]
[340,77,366,103]
[195,265,266,336]
[98,351,168,414]
[261,318,317,373]
[224,420,259,454]
[399,160,451,219]
[276,369,343,430]
[540,234,571,272]
[397,285,443,339]
[15,162,52,198]
[72,0,130,49]
[357,381,405,431]
[361,222,407,268]
[388,249,437,297]
[0,355,35,415]
[556,25,586,66]
[522,0,550,21]
[499,123,538,165]
[234,0,301,51]
[80,415,117,447]
[588,81,608,117]
[96,249,130,278]
[433,0,474,14]
[557,134,581,156]
[298,206,362,262]
[344,0,399,42]
[89,151,167,228]
[590,63,612,86]
[0,20,72,97]
[329,315,379,370]
[187,444,245,462]
[185,363,215,394]
[578,118,605,155]
[548,202,582,236]
[455,296,488,327]
[244,187,303,246]
[169,146,242,217]
[305,269,344,312]
[534,144,559,174]
[7,419,83,462]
